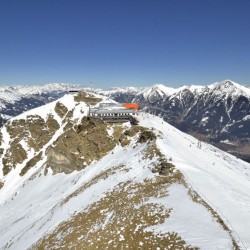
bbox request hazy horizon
[0,79,250,90]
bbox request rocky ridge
[0,91,250,249]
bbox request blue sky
[0,0,250,88]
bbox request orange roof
[122,103,138,111]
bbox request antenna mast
[90,81,93,92]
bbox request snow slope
[0,92,250,249]
[140,113,250,249]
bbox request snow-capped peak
[140,83,177,99]
[0,83,80,94]
[208,80,250,97]
[95,86,143,95]
[0,83,81,109]
[135,80,250,102]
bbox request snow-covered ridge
[140,113,250,248]
[0,83,80,102]
[208,80,250,97]
[0,91,250,249]
[0,83,82,123]
[139,84,179,99]
[137,80,250,100]
[96,86,145,95]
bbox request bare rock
[55,102,68,118]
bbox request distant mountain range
[0,83,79,126]
[97,80,250,161]
[1,80,250,161]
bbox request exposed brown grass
[34,175,198,250]
[62,164,129,204]
[124,125,147,137]
[142,141,163,160]
[138,130,157,143]
[33,141,196,249]
[31,138,238,249]
[74,92,102,105]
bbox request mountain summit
[0,91,250,249]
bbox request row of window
[89,113,135,117]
